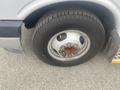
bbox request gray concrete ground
[0,48,120,90]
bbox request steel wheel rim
[47,30,91,61]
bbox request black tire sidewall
[32,12,105,66]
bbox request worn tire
[32,9,105,67]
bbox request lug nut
[62,52,66,57]
[60,46,65,51]
[74,44,78,49]
[67,43,72,48]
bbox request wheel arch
[17,0,120,32]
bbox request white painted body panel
[0,0,32,19]
[0,0,119,20]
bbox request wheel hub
[59,43,80,57]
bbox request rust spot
[64,47,77,57]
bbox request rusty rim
[47,30,91,61]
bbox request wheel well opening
[24,1,115,37]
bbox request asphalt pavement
[0,48,120,90]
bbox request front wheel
[32,9,106,67]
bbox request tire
[32,9,105,67]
